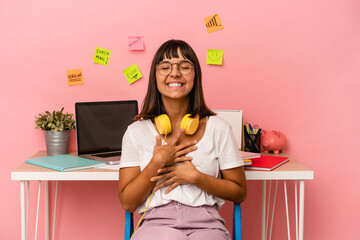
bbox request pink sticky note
[128,36,144,50]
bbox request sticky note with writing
[206,49,223,65]
[128,36,144,50]
[93,47,111,65]
[123,64,142,84]
[66,69,84,86]
[203,13,223,33]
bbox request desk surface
[11,151,314,181]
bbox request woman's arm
[152,163,247,203]
[118,160,162,213]
[118,131,198,212]
[195,166,247,203]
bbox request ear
[272,130,280,137]
[262,129,267,134]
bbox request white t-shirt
[119,116,244,213]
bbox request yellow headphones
[154,114,199,135]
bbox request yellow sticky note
[207,49,223,65]
[204,13,223,33]
[123,64,142,84]
[66,69,84,86]
[94,47,111,65]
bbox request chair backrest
[124,203,241,240]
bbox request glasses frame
[156,60,194,76]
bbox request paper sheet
[128,36,144,50]
[206,49,223,65]
[98,164,120,171]
[94,47,111,65]
[204,13,223,33]
[123,64,142,84]
[66,69,84,86]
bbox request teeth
[168,83,182,87]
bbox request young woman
[118,39,247,240]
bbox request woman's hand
[152,129,197,168]
[152,166,247,203]
[151,160,200,194]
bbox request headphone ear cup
[181,114,199,135]
[154,114,171,135]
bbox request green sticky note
[123,64,142,84]
[94,47,111,65]
[206,49,223,65]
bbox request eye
[180,62,192,70]
[158,63,171,69]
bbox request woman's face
[156,49,195,102]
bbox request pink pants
[131,201,231,240]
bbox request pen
[248,123,254,134]
[245,124,250,134]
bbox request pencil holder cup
[243,125,261,153]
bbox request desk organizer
[243,125,261,153]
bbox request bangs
[155,40,194,64]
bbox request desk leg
[284,181,291,240]
[20,181,26,240]
[261,180,266,240]
[45,181,49,240]
[299,181,305,240]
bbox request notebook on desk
[212,109,243,148]
[75,100,138,165]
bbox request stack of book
[240,151,290,170]
[239,151,261,166]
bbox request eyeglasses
[156,61,194,76]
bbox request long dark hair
[135,39,215,120]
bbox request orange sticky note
[204,13,223,33]
[66,69,84,86]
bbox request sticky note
[204,13,223,33]
[128,36,144,50]
[123,64,142,84]
[93,47,111,65]
[206,49,223,65]
[66,69,84,86]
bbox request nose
[169,63,181,77]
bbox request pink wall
[1,0,359,239]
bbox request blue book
[25,154,106,172]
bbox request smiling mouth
[167,83,184,87]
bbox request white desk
[11,151,314,240]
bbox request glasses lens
[179,62,193,75]
[157,63,171,76]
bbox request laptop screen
[75,101,138,155]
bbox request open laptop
[75,101,138,165]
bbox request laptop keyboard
[93,152,121,158]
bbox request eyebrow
[158,60,193,64]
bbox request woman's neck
[162,97,189,121]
